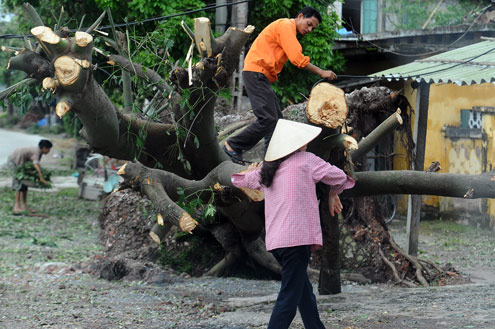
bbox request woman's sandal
[222,144,245,165]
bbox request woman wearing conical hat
[231,119,354,329]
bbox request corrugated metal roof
[369,40,495,85]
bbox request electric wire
[0,0,252,39]
[3,0,494,84]
[313,44,495,87]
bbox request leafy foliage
[2,0,344,138]
[382,0,491,30]
[92,0,211,65]
[176,186,217,224]
[0,19,25,105]
[14,162,52,188]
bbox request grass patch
[420,220,477,235]
[390,217,495,269]
[0,186,102,277]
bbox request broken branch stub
[306,82,348,129]
[31,26,68,58]
[73,31,94,60]
[193,17,213,57]
[350,108,403,161]
[53,55,90,94]
[42,77,59,92]
[56,99,71,118]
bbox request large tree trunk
[1,7,489,288]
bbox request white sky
[0,0,13,22]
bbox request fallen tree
[2,4,493,291]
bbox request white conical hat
[265,119,322,161]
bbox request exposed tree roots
[344,197,461,287]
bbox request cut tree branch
[351,109,403,161]
[344,171,495,198]
[108,54,172,94]
[0,78,36,101]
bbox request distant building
[334,0,495,86]
[370,40,495,228]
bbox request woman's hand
[328,191,343,217]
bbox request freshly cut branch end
[157,213,164,226]
[149,223,169,244]
[117,162,127,175]
[306,82,348,129]
[149,231,161,244]
[74,58,91,69]
[343,135,358,151]
[394,110,403,125]
[56,101,71,118]
[193,17,212,57]
[179,212,198,234]
[75,31,93,47]
[31,26,60,44]
[244,25,255,33]
[42,77,59,92]
[54,56,81,86]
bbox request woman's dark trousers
[267,245,326,329]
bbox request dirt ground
[1,176,495,329]
[1,133,495,329]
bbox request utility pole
[231,1,248,112]
[215,0,227,34]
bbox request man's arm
[33,163,47,184]
[304,63,337,80]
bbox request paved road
[0,128,45,166]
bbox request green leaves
[14,162,53,189]
[382,0,488,30]
[176,187,217,224]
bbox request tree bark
[350,109,402,161]
[317,184,341,295]
[344,171,495,198]
[0,7,480,285]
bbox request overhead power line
[313,44,495,86]
[0,0,252,40]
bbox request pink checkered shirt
[231,151,355,251]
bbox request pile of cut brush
[14,162,52,188]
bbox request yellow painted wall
[394,82,495,225]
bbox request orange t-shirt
[243,18,310,83]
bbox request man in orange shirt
[223,7,337,164]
